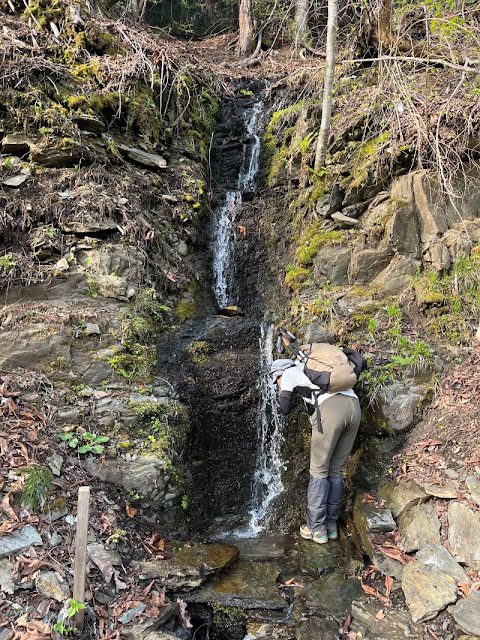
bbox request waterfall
[210,92,285,538]
[211,100,263,309]
[246,322,285,535]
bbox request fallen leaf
[385,575,393,598]
[1,493,18,521]
[279,577,305,588]
[126,502,137,519]
[91,554,114,584]
[113,568,127,590]
[360,579,391,606]
[146,532,165,550]
[375,609,385,620]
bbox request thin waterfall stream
[210,92,285,536]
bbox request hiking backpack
[298,343,367,393]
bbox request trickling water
[238,102,262,192]
[212,190,241,309]
[211,100,263,308]
[246,322,285,535]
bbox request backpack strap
[312,390,323,433]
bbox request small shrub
[58,430,109,454]
[21,465,53,510]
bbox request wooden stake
[73,486,90,632]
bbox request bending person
[270,358,361,544]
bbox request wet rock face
[171,317,262,534]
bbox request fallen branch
[341,55,480,75]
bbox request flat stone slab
[0,525,42,558]
[401,562,457,622]
[299,569,363,623]
[298,537,344,577]
[448,501,480,569]
[415,544,470,584]
[419,481,458,499]
[186,561,284,609]
[116,143,167,169]
[449,591,480,636]
[397,503,440,552]
[133,542,239,590]
[350,596,423,639]
[465,476,480,506]
[295,616,341,640]
[378,480,429,518]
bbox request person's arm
[278,389,293,415]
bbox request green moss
[186,340,211,364]
[67,95,88,109]
[175,299,197,321]
[348,132,390,188]
[285,264,309,290]
[295,222,345,266]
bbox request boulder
[415,544,470,584]
[349,244,393,284]
[373,255,420,294]
[295,616,341,640]
[447,501,480,569]
[401,562,457,622]
[298,537,344,577]
[80,457,179,508]
[387,198,421,257]
[300,322,337,344]
[397,503,441,552]
[449,591,480,636]
[424,241,452,272]
[313,245,351,286]
[379,381,430,433]
[377,479,429,518]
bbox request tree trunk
[294,0,309,47]
[237,0,255,57]
[314,0,338,172]
[377,0,393,49]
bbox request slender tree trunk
[237,0,255,57]
[294,0,309,47]
[314,0,338,172]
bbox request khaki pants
[310,394,361,478]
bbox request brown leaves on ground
[360,566,393,606]
[278,577,305,588]
[376,541,414,565]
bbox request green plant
[53,598,85,635]
[0,253,16,273]
[186,340,211,364]
[240,89,254,96]
[58,430,109,454]
[21,465,53,510]
[181,494,188,509]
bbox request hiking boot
[312,531,328,544]
[299,524,313,540]
[300,524,328,544]
[327,524,338,541]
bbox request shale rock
[415,544,470,584]
[378,479,429,518]
[401,562,457,622]
[121,603,179,640]
[187,561,284,609]
[36,570,70,602]
[373,255,420,294]
[1,134,32,155]
[353,493,404,579]
[298,537,344,577]
[313,245,351,286]
[449,591,480,636]
[465,475,480,505]
[349,244,393,284]
[295,616,341,640]
[298,570,363,622]
[419,482,458,499]
[116,143,167,169]
[397,503,441,552]
[80,457,181,508]
[0,525,42,558]
[379,381,430,433]
[350,596,423,639]
[447,501,480,569]
[133,542,238,590]
[0,559,16,594]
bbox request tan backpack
[299,343,359,393]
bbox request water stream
[210,94,285,536]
